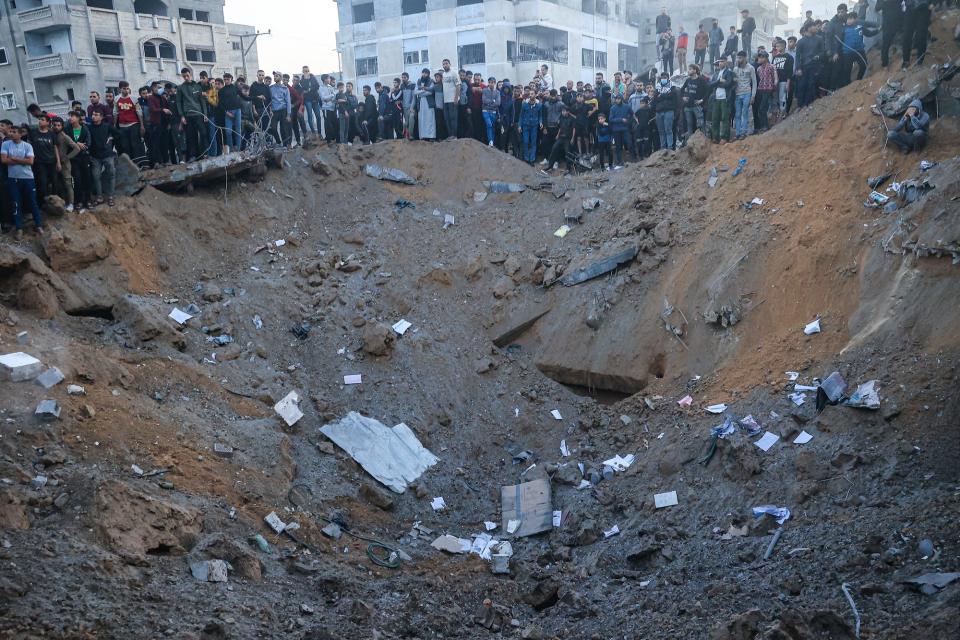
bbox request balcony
[27,53,90,79]
[18,4,72,33]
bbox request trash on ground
[750,197,764,205]
[343,374,362,385]
[35,399,61,421]
[740,415,762,436]
[168,308,192,325]
[394,198,415,212]
[560,440,570,457]
[554,225,571,238]
[903,572,960,595]
[290,323,311,340]
[506,441,534,464]
[253,314,263,329]
[602,454,635,472]
[867,172,893,189]
[320,412,438,493]
[264,511,287,533]
[712,418,736,439]
[214,443,234,457]
[793,430,814,444]
[35,367,64,389]
[273,391,304,427]
[1,352,43,382]
[552,510,562,527]
[131,464,144,476]
[561,245,639,286]
[67,384,85,395]
[431,534,471,554]
[364,164,417,184]
[486,181,526,193]
[919,160,937,171]
[473,191,487,202]
[443,213,455,229]
[753,431,780,452]
[803,318,821,335]
[206,335,233,346]
[190,559,230,582]
[868,190,890,205]
[732,157,747,176]
[550,409,563,420]
[816,371,847,412]
[431,496,446,511]
[603,525,620,538]
[582,197,602,210]
[752,505,790,525]
[789,392,807,406]
[706,403,727,414]
[501,479,552,537]
[249,534,271,553]
[844,380,880,410]
[654,491,679,508]
[484,521,498,531]
[785,371,800,381]
[392,319,412,335]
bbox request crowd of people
[1,2,942,239]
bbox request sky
[225,0,808,75]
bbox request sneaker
[489,141,494,147]
[552,162,559,170]
[65,204,74,212]
[540,159,548,166]
[613,165,623,170]
[347,142,353,146]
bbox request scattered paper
[131,464,144,476]
[274,239,286,247]
[602,454,636,472]
[265,511,287,533]
[793,430,813,444]
[654,491,679,508]
[550,409,563,420]
[794,384,818,392]
[789,392,806,406]
[706,403,727,414]
[484,521,498,531]
[603,525,620,538]
[343,374,362,385]
[751,197,764,205]
[431,497,446,511]
[753,431,780,452]
[392,319,412,335]
[554,225,571,238]
[501,479,553,537]
[273,391,304,427]
[803,318,821,335]
[552,510,562,527]
[752,505,791,525]
[740,415,762,436]
[506,519,521,533]
[845,380,880,410]
[678,395,693,407]
[560,440,570,457]
[577,479,592,490]
[785,371,800,381]
[168,308,192,325]
[431,534,471,554]
[443,214,455,229]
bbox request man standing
[795,22,826,108]
[400,72,416,139]
[876,0,902,68]
[676,27,689,71]
[28,115,58,201]
[540,65,553,91]
[709,20,724,65]
[87,91,113,125]
[481,78,501,146]
[518,92,542,164]
[709,59,734,143]
[824,4,849,90]
[441,59,459,141]
[1,126,44,238]
[175,67,208,162]
[219,74,242,153]
[608,94,631,168]
[732,51,757,140]
[269,72,292,148]
[300,66,322,138]
[319,74,337,142]
[115,81,147,166]
[694,25,709,68]
[660,31,676,76]
[680,64,708,141]
[87,109,117,207]
[900,0,931,69]
[754,52,776,133]
[656,7,671,60]
[652,72,679,151]
[739,10,757,57]
[146,82,172,165]
[771,41,794,121]
[248,70,272,132]
[723,26,739,61]
[457,69,471,139]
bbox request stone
[189,532,263,581]
[17,272,60,319]
[653,220,671,246]
[112,295,186,350]
[571,519,600,546]
[67,384,86,395]
[311,157,333,176]
[41,195,68,217]
[464,253,484,280]
[503,256,522,277]
[361,323,394,357]
[0,352,43,382]
[40,225,111,271]
[524,580,559,611]
[35,367,65,389]
[202,284,223,302]
[359,483,394,510]
[190,559,231,582]
[321,523,342,539]
[553,463,582,486]
[474,356,496,374]
[54,492,70,509]
[35,400,61,421]
[492,276,514,299]
[213,443,234,458]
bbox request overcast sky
[225,0,808,76]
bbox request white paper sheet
[754,431,780,452]
[789,392,806,406]
[168,308,192,324]
[431,497,446,511]
[793,430,813,444]
[604,525,620,538]
[550,409,563,420]
[392,319,412,335]
[343,374,362,385]
[484,521,498,530]
[706,403,727,414]
[654,491,678,508]
[785,371,800,381]
[552,510,562,527]
[560,440,570,457]
[804,318,821,335]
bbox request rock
[683,131,711,164]
[474,356,496,374]
[343,232,365,246]
[464,253,484,280]
[882,403,901,421]
[521,626,544,640]
[0,352,42,382]
[570,519,600,546]
[17,272,60,319]
[474,191,487,202]
[189,533,263,581]
[311,157,333,176]
[492,276,514,299]
[653,220,671,246]
[42,195,68,217]
[359,483,394,510]
[553,463,582,486]
[349,598,373,622]
[202,284,223,302]
[95,480,203,564]
[0,489,30,529]
[503,256,522,277]
[361,323,394,357]
[712,608,765,640]
[524,580,559,611]
[40,225,111,272]
[113,154,142,196]
[35,367,64,389]
[112,295,186,350]
[54,492,70,509]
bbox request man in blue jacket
[608,94,632,168]
[887,99,929,154]
[518,93,542,164]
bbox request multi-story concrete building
[333,0,788,90]
[0,0,258,123]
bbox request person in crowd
[335,82,356,145]
[481,78,501,147]
[546,105,576,171]
[680,64,708,141]
[387,79,404,139]
[87,109,117,207]
[1,125,44,239]
[218,74,242,154]
[694,24,709,68]
[754,51,777,133]
[652,72,679,151]
[676,27,689,71]
[176,68,208,162]
[286,74,306,147]
[632,95,652,159]
[518,91,542,164]
[415,70,436,141]
[456,69,471,139]
[732,51,758,140]
[595,112,613,170]
[540,65,554,91]
[877,0,903,68]
[608,94,631,169]
[660,31,676,76]
[300,66,322,138]
[795,22,826,108]
[320,74,337,142]
[249,70,272,132]
[116,81,147,166]
[87,91,113,126]
[771,40,794,123]
[824,4,850,90]
[887,99,929,153]
[360,85,378,145]
[67,110,93,212]
[541,88,563,159]
[51,117,80,213]
[724,26,740,61]
[739,9,757,57]
[441,59,459,141]
[28,114,58,201]
[268,72,292,148]
[400,72,416,139]
[709,20,725,65]
[709,58,734,143]
[840,12,881,86]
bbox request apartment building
[0,0,259,123]
[334,0,659,91]
[334,0,788,91]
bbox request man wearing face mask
[652,73,679,151]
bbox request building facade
[334,0,787,91]
[0,0,258,123]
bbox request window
[0,93,15,111]
[581,0,594,14]
[403,49,428,65]
[596,0,608,15]
[178,8,192,18]
[457,42,485,66]
[596,51,607,68]
[506,40,515,62]
[401,0,426,15]
[186,48,216,63]
[582,47,593,66]
[143,38,176,59]
[196,10,208,21]
[179,8,209,21]
[86,0,115,8]
[0,47,7,65]
[67,88,75,101]
[356,56,378,76]
[618,43,638,72]
[232,41,241,50]
[456,0,482,5]
[134,0,168,16]
[352,3,374,23]
[516,25,568,64]
[95,39,122,56]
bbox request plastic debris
[561,246,639,286]
[249,534,271,553]
[443,213,455,229]
[253,314,263,329]
[290,323,311,340]
[803,318,821,335]
[602,454,635,472]
[732,157,747,176]
[844,380,880,410]
[67,384,86,396]
[816,371,848,412]
[678,395,693,407]
[919,160,937,171]
[740,415,762,437]
[789,392,806,406]
[903,572,960,595]
[487,181,526,193]
[364,164,417,185]
[603,525,620,538]
[752,505,790,525]
[343,374,362,385]
[206,335,233,346]
[560,440,570,457]
[265,511,287,533]
[706,403,727,414]
[552,510,563,527]
[785,371,800,381]
[711,417,737,439]
[273,391,304,426]
[484,521,498,531]
[654,491,679,508]
[867,190,890,204]
[554,225,571,238]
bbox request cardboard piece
[273,391,304,427]
[501,479,552,537]
[654,490,679,508]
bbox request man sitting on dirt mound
[887,99,929,154]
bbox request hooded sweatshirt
[892,99,930,134]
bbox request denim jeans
[303,100,322,134]
[206,118,220,156]
[338,113,351,143]
[221,109,241,150]
[482,111,497,144]
[797,65,820,108]
[655,110,675,150]
[442,103,458,138]
[734,93,751,137]
[7,178,43,230]
[683,105,704,137]
[521,126,537,162]
[90,156,116,198]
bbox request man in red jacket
[676,28,689,71]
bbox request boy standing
[88,110,117,207]
[1,126,44,238]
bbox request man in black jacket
[359,86,379,145]
[900,0,931,69]
[877,0,902,67]
[248,69,272,131]
[795,22,826,108]
[739,10,757,57]
[680,65,708,141]
[824,4,849,90]
[300,66,322,138]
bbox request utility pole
[239,29,271,79]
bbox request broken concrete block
[1,352,43,382]
[35,367,64,389]
[189,559,231,582]
[321,523,342,539]
[273,391,304,427]
[35,399,61,421]
[213,443,234,458]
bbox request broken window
[96,39,123,56]
[143,38,176,59]
[86,0,114,8]
[356,56,378,76]
[133,0,168,17]
[457,42,485,66]
[516,25,568,64]
[185,48,216,63]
